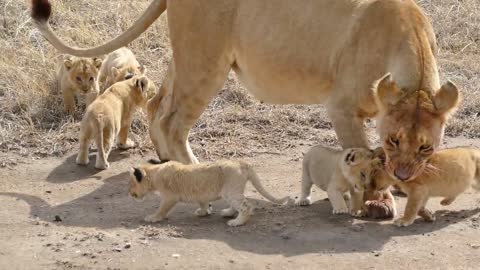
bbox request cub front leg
[145,197,178,223]
[62,88,76,114]
[394,189,428,227]
[195,202,213,217]
[349,189,366,217]
[327,183,348,215]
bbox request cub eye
[89,77,94,82]
[419,144,432,153]
[388,137,399,148]
[76,77,82,82]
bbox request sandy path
[1,137,480,269]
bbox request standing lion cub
[98,47,146,92]
[57,55,102,114]
[129,159,291,226]
[369,147,480,227]
[297,145,384,217]
[76,75,153,170]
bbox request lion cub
[57,55,102,114]
[129,159,291,226]
[98,47,146,92]
[297,146,381,217]
[369,147,480,227]
[76,75,152,170]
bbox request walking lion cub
[297,146,385,217]
[129,159,291,226]
[76,75,153,169]
[369,147,480,227]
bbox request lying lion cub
[76,75,152,170]
[129,159,291,226]
[98,47,146,92]
[370,147,480,227]
[297,146,384,217]
[57,55,102,114]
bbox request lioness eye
[76,77,82,82]
[388,137,399,147]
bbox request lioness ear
[111,67,120,77]
[139,65,147,75]
[64,58,73,71]
[373,73,402,108]
[433,81,460,116]
[135,77,149,92]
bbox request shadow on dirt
[2,166,480,256]
[46,151,131,183]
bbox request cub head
[340,148,382,192]
[365,147,395,193]
[128,167,149,201]
[110,65,146,88]
[373,73,460,182]
[64,56,102,94]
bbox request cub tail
[242,162,291,205]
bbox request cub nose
[394,167,412,181]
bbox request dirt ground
[1,137,480,270]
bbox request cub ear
[93,57,103,69]
[344,149,360,166]
[135,76,149,92]
[64,58,73,70]
[130,167,144,183]
[433,81,460,116]
[111,67,120,78]
[373,73,403,109]
[139,65,147,75]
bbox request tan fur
[98,47,146,92]
[129,160,291,226]
[297,146,382,217]
[370,147,480,227]
[56,55,102,114]
[75,75,153,170]
[35,0,460,219]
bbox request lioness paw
[296,197,312,207]
[332,207,349,215]
[75,156,89,165]
[394,217,414,227]
[365,200,395,219]
[144,215,164,223]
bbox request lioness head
[374,74,459,182]
[128,167,149,201]
[64,56,102,94]
[340,148,382,192]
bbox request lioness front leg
[145,197,178,223]
[349,189,366,217]
[327,184,348,215]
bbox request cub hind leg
[297,165,313,206]
[223,194,253,227]
[94,124,113,170]
[195,202,213,217]
[76,124,91,165]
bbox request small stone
[229,259,235,264]
[113,247,122,252]
[172,254,180,258]
[350,224,365,232]
[54,215,62,222]
[124,243,131,249]
[470,244,480,249]
[46,191,52,194]
[280,232,290,240]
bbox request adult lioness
[32,0,460,218]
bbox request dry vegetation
[0,0,479,162]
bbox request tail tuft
[31,0,51,22]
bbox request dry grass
[0,0,479,161]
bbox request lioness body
[98,47,145,92]
[371,147,480,226]
[56,56,102,114]
[76,76,150,169]
[33,0,460,219]
[298,146,386,217]
[129,160,290,226]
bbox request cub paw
[195,208,212,217]
[227,219,246,227]
[118,139,135,150]
[95,161,109,170]
[350,209,366,217]
[394,217,414,227]
[332,207,349,215]
[440,198,455,206]
[296,197,312,207]
[144,214,164,223]
[220,208,237,217]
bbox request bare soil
[1,137,480,270]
